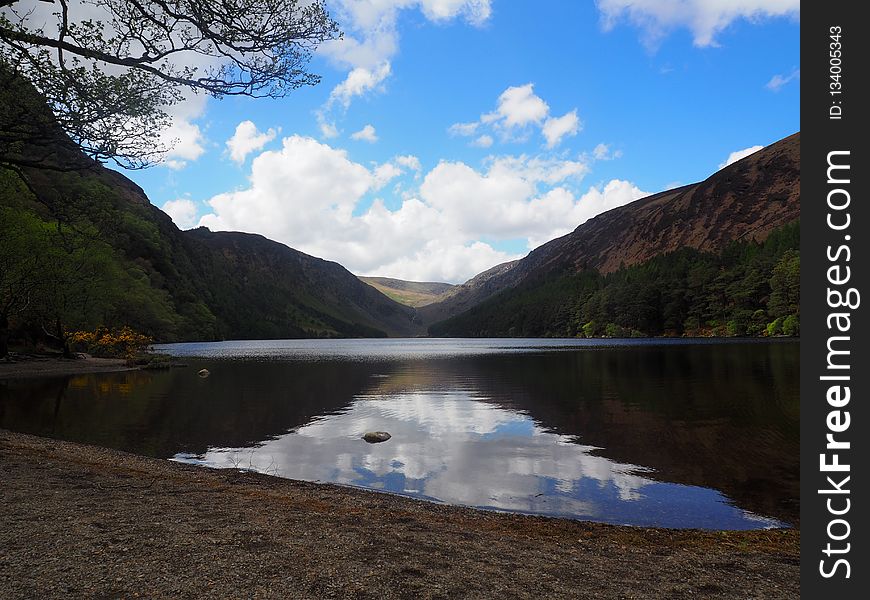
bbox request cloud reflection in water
[174,390,783,529]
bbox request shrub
[69,326,153,358]
[605,323,624,338]
[782,314,800,336]
[766,317,785,336]
[726,320,745,337]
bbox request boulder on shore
[362,431,391,444]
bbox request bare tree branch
[0,0,340,169]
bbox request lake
[0,338,799,529]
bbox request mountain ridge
[421,132,800,329]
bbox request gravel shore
[0,430,799,599]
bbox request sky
[120,0,800,284]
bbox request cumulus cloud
[596,0,800,48]
[226,120,277,164]
[198,135,646,282]
[351,124,379,142]
[542,110,581,148]
[161,198,199,229]
[766,68,800,91]
[718,145,764,169]
[450,84,581,148]
[489,84,550,128]
[330,63,393,110]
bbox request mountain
[414,260,520,325]
[1,72,420,345]
[357,277,457,308]
[423,133,800,332]
[181,229,421,338]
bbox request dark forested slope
[0,73,419,346]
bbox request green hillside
[429,221,799,338]
[0,74,419,355]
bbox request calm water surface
[0,338,799,529]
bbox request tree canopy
[0,0,340,169]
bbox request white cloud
[226,120,277,164]
[373,162,403,189]
[592,143,622,160]
[319,119,340,139]
[542,110,581,148]
[766,68,800,91]
[597,0,800,48]
[491,84,550,128]
[161,198,199,229]
[329,62,392,109]
[395,155,422,171]
[450,84,582,148]
[351,124,379,142]
[316,62,391,139]
[159,94,207,170]
[198,136,645,282]
[448,121,480,137]
[718,145,764,169]
[486,155,590,186]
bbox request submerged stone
[197,368,210,378]
[362,431,391,444]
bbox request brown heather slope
[420,133,799,326]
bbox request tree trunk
[0,311,9,360]
[55,317,73,359]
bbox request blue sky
[123,0,800,283]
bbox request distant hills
[357,277,456,308]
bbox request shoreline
[0,355,136,380]
[1,430,799,598]
[2,336,797,381]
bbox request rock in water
[362,431,391,444]
[197,368,210,378]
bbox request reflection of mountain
[0,361,384,456]
[429,345,800,524]
[0,342,798,524]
